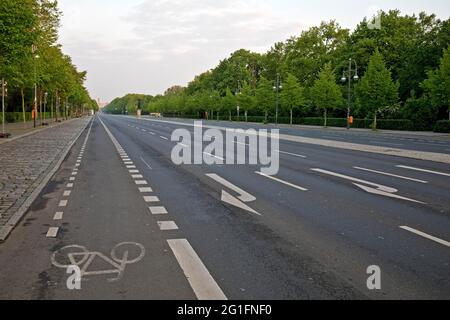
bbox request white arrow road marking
[396,165,450,177]
[354,167,428,184]
[206,173,259,215]
[206,174,256,202]
[221,190,260,216]
[311,168,398,193]
[353,183,426,204]
[400,226,450,248]
[255,172,308,192]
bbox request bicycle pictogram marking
[51,242,145,282]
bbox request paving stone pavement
[0,117,91,229]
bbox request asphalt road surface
[0,114,449,300]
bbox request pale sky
[58,0,450,102]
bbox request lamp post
[32,45,39,128]
[341,58,359,129]
[1,78,10,138]
[43,92,48,125]
[236,80,242,121]
[273,73,282,124]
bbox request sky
[58,0,450,102]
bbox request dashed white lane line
[53,212,64,221]
[158,221,179,231]
[59,200,68,207]
[203,152,225,161]
[124,162,134,165]
[400,226,450,248]
[72,172,78,176]
[354,167,428,184]
[129,170,140,173]
[69,177,76,181]
[67,183,74,188]
[144,196,160,203]
[149,132,155,135]
[63,191,72,197]
[160,136,169,140]
[132,175,144,179]
[46,227,59,238]
[396,165,450,177]
[276,150,307,159]
[255,172,308,192]
[127,165,137,169]
[168,239,227,301]
[139,187,153,193]
[149,206,168,215]
[135,180,148,185]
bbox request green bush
[434,120,450,133]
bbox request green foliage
[255,77,275,118]
[434,120,450,133]
[280,73,306,115]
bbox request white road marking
[72,172,78,176]
[69,177,76,181]
[203,152,225,161]
[149,206,168,215]
[132,174,144,179]
[354,167,428,184]
[59,200,68,207]
[221,190,260,215]
[178,143,189,148]
[144,196,160,203]
[400,226,450,248]
[160,136,169,140]
[135,180,148,185]
[158,221,179,231]
[150,132,155,135]
[75,164,80,167]
[46,227,59,238]
[67,183,74,188]
[354,183,425,204]
[139,187,153,193]
[53,212,64,220]
[255,172,308,191]
[140,157,153,170]
[396,165,450,177]
[124,162,134,165]
[168,239,227,300]
[63,191,72,197]
[206,174,256,202]
[276,150,307,158]
[127,165,137,169]
[129,170,140,173]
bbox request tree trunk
[245,111,248,122]
[324,109,328,127]
[373,112,378,131]
[229,111,232,121]
[290,109,293,125]
[21,88,26,125]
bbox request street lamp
[1,78,11,138]
[236,80,242,121]
[341,58,359,129]
[273,73,282,124]
[43,92,48,125]
[32,45,39,128]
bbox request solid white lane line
[158,221,179,231]
[276,150,307,158]
[67,183,74,188]
[59,200,68,207]
[53,212,64,220]
[139,187,153,193]
[46,227,59,238]
[149,206,168,215]
[160,136,169,140]
[144,196,160,203]
[400,226,450,248]
[168,239,227,301]
[354,167,428,184]
[63,191,72,197]
[396,165,450,177]
[255,172,308,191]
[132,174,144,179]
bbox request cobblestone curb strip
[0,117,93,242]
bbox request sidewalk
[0,116,91,241]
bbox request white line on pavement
[127,165,137,169]
[149,206,168,215]
[203,152,225,161]
[129,170,139,173]
[59,200,68,207]
[139,187,153,193]
[69,177,76,181]
[63,191,72,197]
[206,174,256,202]
[160,136,169,140]
[396,165,450,177]
[168,239,227,300]
[354,167,428,184]
[53,212,64,220]
[144,196,160,203]
[158,221,179,231]
[400,226,450,248]
[276,150,307,158]
[46,227,59,238]
[132,175,144,179]
[255,172,308,191]
[67,183,74,188]
[135,180,148,185]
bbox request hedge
[434,120,450,133]
[0,112,54,123]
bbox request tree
[355,49,399,129]
[222,88,236,120]
[256,77,275,121]
[422,46,450,120]
[236,82,256,122]
[311,63,343,127]
[280,73,305,124]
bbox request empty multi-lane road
[0,114,449,300]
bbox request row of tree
[0,0,97,123]
[105,10,450,130]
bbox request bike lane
[0,116,196,300]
